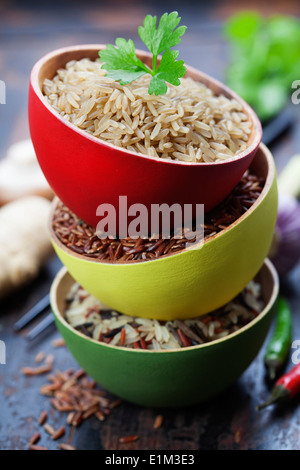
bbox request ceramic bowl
[50,259,279,408]
[29,45,262,228]
[50,144,277,321]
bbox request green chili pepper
[264,297,293,380]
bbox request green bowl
[50,259,279,408]
[50,143,278,321]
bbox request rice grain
[43,58,252,163]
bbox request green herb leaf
[99,12,187,95]
[138,12,187,57]
[148,50,186,95]
[99,38,150,85]
[224,11,262,42]
[102,68,146,86]
[224,12,300,122]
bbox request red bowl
[29,45,262,229]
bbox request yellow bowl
[50,143,277,321]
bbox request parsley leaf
[98,12,187,95]
[99,38,150,85]
[138,12,187,58]
[148,50,186,96]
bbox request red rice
[52,171,264,264]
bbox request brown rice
[43,58,252,163]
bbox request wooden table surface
[0,0,300,451]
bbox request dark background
[0,0,300,450]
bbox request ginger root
[0,139,53,206]
[0,196,53,299]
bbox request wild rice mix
[65,281,264,350]
[52,171,264,263]
[43,58,252,163]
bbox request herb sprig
[99,12,187,96]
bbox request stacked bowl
[29,46,279,407]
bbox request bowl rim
[50,258,279,354]
[30,44,262,167]
[49,143,276,266]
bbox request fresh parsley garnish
[99,12,187,96]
